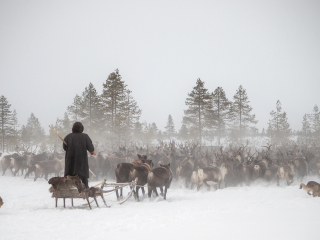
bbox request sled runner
[48,176,137,209]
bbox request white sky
[1,0,319,133]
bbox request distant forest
[1,69,319,153]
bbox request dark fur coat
[63,133,94,178]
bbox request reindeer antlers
[262,143,272,151]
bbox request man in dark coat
[63,122,95,188]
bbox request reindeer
[176,155,195,188]
[88,153,110,179]
[164,141,178,178]
[294,157,308,181]
[306,157,319,175]
[10,154,30,176]
[34,158,64,181]
[108,148,127,179]
[147,163,173,200]
[234,148,258,186]
[24,152,50,179]
[264,165,279,183]
[115,154,147,201]
[129,159,153,201]
[197,163,228,190]
[276,161,295,186]
[299,181,320,197]
[0,197,3,208]
[252,155,273,181]
[190,169,199,190]
[1,153,19,175]
[99,155,111,179]
[234,161,253,186]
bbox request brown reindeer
[294,157,308,181]
[1,153,19,175]
[190,168,199,190]
[276,161,295,186]
[24,152,50,179]
[176,155,195,188]
[34,158,64,181]
[129,160,153,201]
[0,197,3,208]
[234,161,253,186]
[300,181,320,197]
[252,157,272,181]
[264,165,279,182]
[197,163,228,190]
[115,154,147,201]
[10,154,30,176]
[147,163,173,200]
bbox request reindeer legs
[135,186,140,201]
[116,186,124,201]
[164,187,168,200]
[151,187,159,197]
[203,180,211,191]
[148,186,153,198]
[159,187,164,197]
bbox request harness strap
[142,163,151,171]
[132,162,139,167]
[161,167,169,173]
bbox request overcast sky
[1,0,319,133]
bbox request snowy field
[1,174,320,240]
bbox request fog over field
[0,0,320,132]
[1,2,320,240]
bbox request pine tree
[183,78,212,143]
[157,130,164,141]
[101,69,127,141]
[48,120,63,152]
[80,83,103,135]
[267,100,291,144]
[311,105,320,140]
[133,121,143,140]
[0,95,14,152]
[101,69,141,143]
[164,114,176,139]
[142,122,158,143]
[302,114,311,137]
[121,89,141,141]
[20,113,46,151]
[149,122,158,141]
[7,109,19,151]
[208,87,231,145]
[57,112,72,136]
[178,124,189,140]
[67,94,83,122]
[230,85,257,141]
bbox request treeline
[1,69,320,153]
[179,81,319,146]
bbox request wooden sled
[48,176,108,209]
[48,176,137,209]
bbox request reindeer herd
[1,140,320,201]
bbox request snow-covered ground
[0,173,320,240]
